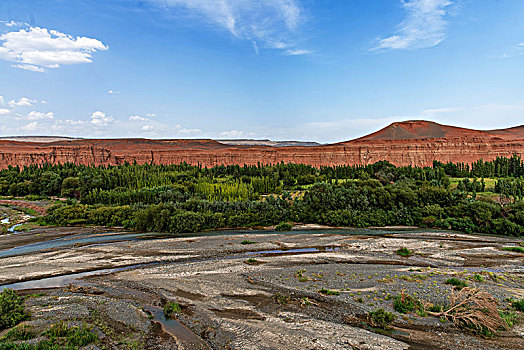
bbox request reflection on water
[0,227,449,259]
[0,232,145,258]
[0,263,159,291]
[145,305,210,350]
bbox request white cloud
[1,21,27,27]
[174,124,202,134]
[90,111,113,126]
[220,129,244,137]
[108,90,119,95]
[152,0,305,53]
[20,121,38,132]
[141,125,154,131]
[146,113,156,117]
[0,26,108,72]
[373,0,453,51]
[8,97,35,107]
[0,108,9,115]
[129,115,148,121]
[0,96,4,105]
[284,49,312,56]
[24,111,54,120]
[11,64,47,72]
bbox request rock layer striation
[0,121,523,168]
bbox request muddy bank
[0,228,523,349]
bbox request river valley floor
[0,227,523,349]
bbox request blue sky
[0,0,522,142]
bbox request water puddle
[145,305,210,350]
[0,232,146,258]
[0,263,158,291]
[8,223,23,233]
[1,218,10,224]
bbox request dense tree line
[0,157,522,236]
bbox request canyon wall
[0,121,523,168]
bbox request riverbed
[0,227,523,349]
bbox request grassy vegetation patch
[368,308,396,329]
[240,240,256,245]
[318,288,340,296]
[501,246,524,253]
[393,291,425,315]
[244,258,258,265]
[445,278,468,290]
[163,301,182,318]
[275,222,293,231]
[395,247,412,257]
[1,325,35,341]
[0,289,29,331]
[511,298,524,311]
[43,321,97,348]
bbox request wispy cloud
[129,115,148,121]
[151,0,307,54]
[284,49,312,56]
[8,97,36,108]
[22,111,54,120]
[373,0,453,51]
[0,26,108,72]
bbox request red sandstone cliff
[0,121,523,168]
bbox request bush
[393,292,423,314]
[395,247,412,257]
[318,288,339,296]
[275,222,293,231]
[368,308,396,329]
[163,302,182,318]
[1,325,35,341]
[512,298,524,311]
[0,289,29,330]
[445,278,468,290]
[43,321,96,347]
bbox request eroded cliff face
[0,121,523,168]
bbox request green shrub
[43,321,96,347]
[500,311,519,328]
[393,292,423,314]
[395,247,412,257]
[240,240,256,245]
[368,308,396,329]
[0,289,29,330]
[163,302,182,318]
[512,298,524,311]
[445,278,468,290]
[2,325,35,341]
[318,288,339,296]
[275,222,293,231]
[472,273,484,282]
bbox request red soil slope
[0,121,522,168]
